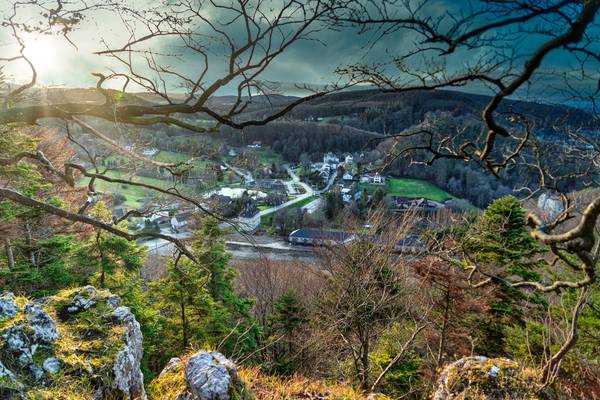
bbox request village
[87,138,461,257]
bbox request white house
[236,206,261,233]
[142,148,159,157]
[372,172,385,185]
[170,216,188,232]
[247,141,262,149]
[323,152,339,165]
[228,149,237,157]
[341,187,352,203]
[360,172,386,185]
[343,173,354,181]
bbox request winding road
[258,166,315,217]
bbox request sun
[21,33,60,78]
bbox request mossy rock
[149,351,253,400]
[432,356,553,400]
[0,286,146,400]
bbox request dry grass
[147,354,190,400]
[239,367,389,400]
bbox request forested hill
[246,88,597,135]
[220,121,384,162]
[29,87,594,137]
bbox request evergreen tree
[463,196,547,356]
[155,218,258,357]
[267,289,308,373]
[77,202,145,289]
[371,188,385,208]
[325,188,344,220]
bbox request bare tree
[327,1,600,384]
[313,208,424,389]
[0,0,348,258]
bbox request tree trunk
[180,291,188,349]
[96,232,106,288]
[543,288,588,384]
[25,223,36,267]
[437,288,451,368]
[3,236,15,271]
[361,328,370,389]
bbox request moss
[0,296,28,332]
[1,287,134,398]
[148,352,255,400]
[147,359,188,400]
[441,357,545,400]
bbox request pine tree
[155,218,258,357]
[267,290,307,373]
[77,202,145,289]
[463,196,547,356]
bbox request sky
[0,0,598,103]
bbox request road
[319,172,337,194]
[140,227,192,255]
[258,166,315,217]
[223,162,254,183]
[144,231,317,262]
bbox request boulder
[0,286,147,399]
[537,192,564,220]
[111,306,146,400]
[186,351,239,400]
[432,356,551,400]
[150,351,252,400]
[0,293,19,318]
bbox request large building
[235,203,261,233]
[288,228,356,246]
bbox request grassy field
[79,170,171,209]
[153,151,213,170]
[360,178,451,202]
[289,195,317,209]
[105,151,213,170]
[253,148,283,166]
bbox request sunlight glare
[21,33,60,80]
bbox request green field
[289,195,317,209]
[79,170,171,209]
[360,178,451,202]
[253,148,283,166]
[153,151,213,170]
[105,151,214,171]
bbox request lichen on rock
[432,356,551,400]
[0,293,19,319]
[149,350,253,400]
[0,286,147,400]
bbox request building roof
[289,228,355,242]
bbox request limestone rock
[537,192,564,220]
[432,356,550,400]
[111,306,146,400]
[0,287,147,399]
[27,304,60,343]
[151,351,252,400]
[0,293,19,318]
[186,351,238,400]
[159,357,183,377]
[42,358,61,374]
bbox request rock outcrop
[537,191,564,220]
[432,356,551,400]
[0,286,146,399]
[150,350,252,400]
